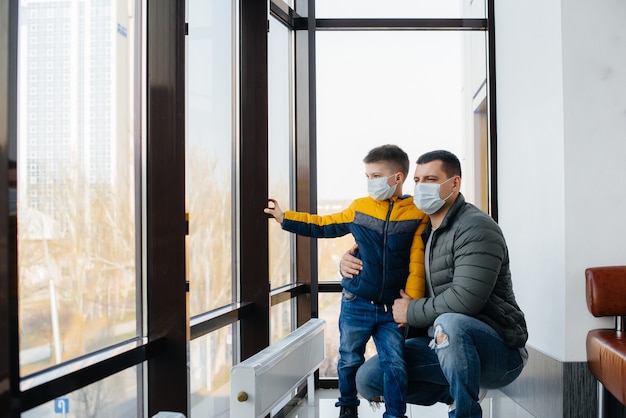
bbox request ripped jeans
[356,313,527,418]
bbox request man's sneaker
[338,405,358,417]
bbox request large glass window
[185,0,234,316]
[4,0,495,413]
[315,29,488,377]
[17,0,138,375]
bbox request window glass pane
[315,0,485,19]
[17,0,138,375]
[186,0,234,315]
[464,30,489,212]
[268,16,293,290]
[22,366,140,417]
[315,30,486,281]
[271,300,293,344]
[190,326,233,418]
[318,293,340,379]
[318,293,375,379]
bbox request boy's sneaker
[338,405,358,417]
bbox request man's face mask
[368,174,397,201]
[413,176,454,215]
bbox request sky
[315,30,464,200]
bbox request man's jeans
[355,313,526,418]
[336,290,408,418]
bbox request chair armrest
[585,266,626,317]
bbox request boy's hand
[339,244,362,278]
[264,198,284,223]
[392,289,411,326]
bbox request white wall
[495,0,626,362]
[561,0,626,359]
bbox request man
[340,150,528,418]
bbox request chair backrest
[585,266,626,317]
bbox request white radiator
[230,318,326,418]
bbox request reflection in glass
[17,0,137,375]
[190,326,233,418]
[186,0,234,315]
[268,15,293,291]
[22,366,139,417]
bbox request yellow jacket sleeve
[404,218,427,299]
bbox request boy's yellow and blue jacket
[282,195,427,305]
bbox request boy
[264,144,427,418]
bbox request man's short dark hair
[363,144,410,177]
[416,150,462,178]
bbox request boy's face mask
[368,174,397,201]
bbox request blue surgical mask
[368,174,397,201]
[413,177,454,214]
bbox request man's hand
[339,244,362,278]
[392,289,411,326]
[264,198,284,223]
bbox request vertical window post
[239,0,270,360]
[146,1,188,415]
[0,0,19,415]
[294,0,318,323]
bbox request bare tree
[18,167,136,374]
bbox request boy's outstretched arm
[264,198,284,223]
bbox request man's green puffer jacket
[406,193,528,348]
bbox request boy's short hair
[416,150,462,178]
[363,144,410,177]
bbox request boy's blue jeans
[355,313,526,418]
[336,290,407,418]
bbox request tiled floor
[284,388,536,418]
